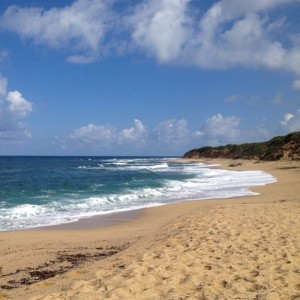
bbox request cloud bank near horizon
[56,112,300,154]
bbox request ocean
[0,156,276,231]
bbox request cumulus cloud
[0,75,33,143]
[118,119,147,145]
[280,113,294,126]
[195,113,241,145]
[185,2,300,73]
[7,91,33,117]
[154,119,189,145]
[70,119,147,148]
[280,110,300,131]
[0,0,114,63]
[70,123,116,145]
[67,118,190,152]
[129,0,192,62]
[127,0,300,74]
[63,111,300,153]
[1,0,299,73]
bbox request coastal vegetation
[184,131,300,161]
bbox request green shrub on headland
[183,132,300,161]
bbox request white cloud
[129,0,192,62]
[7,91,33,117]
[196,113,241,145]
[291,79,300,90]
[187,6,300,73]
[194,130,205,137]
[127,0,300,74]
[70,123,116,145]
[194,111,300,147]
[0,0,114,63]
[70,119,147,148]
[199,0,294,26]
[118,119,146,145]
[67,118,190,152]
[154,119,189,145]
[280,110,300,131]
[280,113,294,126]
[2,0,299,73]
[62,111,300,154]
[0,75,33,144]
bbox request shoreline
[1,159,300,299]
[2,158,276,233]
[41,157,278,231]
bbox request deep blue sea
[0,156,276,231]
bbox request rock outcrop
[183,132,300,161]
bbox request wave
[0,197,165,231]
[77,164,104,169]
[0,160,276,231]
[148,163,169,170]
[111,161,128,166]
[77,162,169,172]
[119,163,169,171]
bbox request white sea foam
[117,163,169,171]
[0,160,276,231]
[111,161,128,166]
[148,163,169,170]
[78,164,104,169]
[8,204,47,219]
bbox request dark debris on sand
[0,243,129,290]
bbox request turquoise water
[0,156,276,231]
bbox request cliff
[183,132,300,161]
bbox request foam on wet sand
[0,159,300,299]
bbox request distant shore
[1,159,300,299]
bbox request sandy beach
[0,159,300,300]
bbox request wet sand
[0,159,300,300]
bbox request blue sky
[0,0,299,156]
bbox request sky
[0,0,299,156]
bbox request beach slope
[0,160,300,299]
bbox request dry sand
[0,159,300,300]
